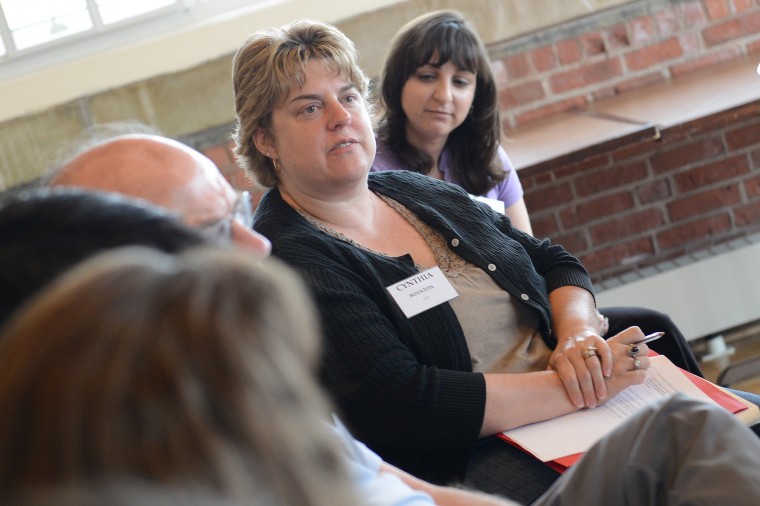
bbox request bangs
[271,44,368,106]
[412,21,482,73]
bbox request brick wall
[491,0,760,130]
[522,100,760,284]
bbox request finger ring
[628,345,640,358]
[584,346,598,359]
[633,358,641,370]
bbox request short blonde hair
[232,19,369,187]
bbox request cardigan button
[487,264,497,272]
[520,293,530,301]
[451,238,460,247]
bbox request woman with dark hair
[373,10,531,233]
[371,10,705,380]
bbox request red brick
[491,59,509,88]
[673,155,750,192]
[549,59,623,94]
[574,160,649,197]
[605,23,630,50]
[702,12,760,46]
[529,46,557,73]
[667,184,741,221]
[582,32,606,56]
[559,191,635,228]
[733,0,755,14]
[531,212,560,236]
[629,15,658,45]
[612,137,665,162]
[524,182,574,212]
[655,7,680,35]
[704,0,731,20]
[679,32,702,53]
[552,230,589,254]
[669,47,744,76]
[726,123,760,150]
[749,38,760,53]
[505,53,532,80]
[514,96,588,126]
[202,144,232,169]
[752,148,760,169]
[498,81,545,109]
[590,208,666,244]
[579,237,654,273]
[637,179,673,204]
[735,201,760,226]
[656,214,731,250]
[650,138,725,173]
[681,0,708,27]
[556,39,582,65]
[554,154,611,181]
[744,174,760,198]
[624,37,685,71]
[524,170,555,187]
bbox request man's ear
[252,128,277,159]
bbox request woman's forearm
[548,285,602,344]
[480,370,579,435]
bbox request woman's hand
[548,330,612,409]
[548,326,649,409]
[598,326,651,402]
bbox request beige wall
[0,0,632,190]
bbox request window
[0,0,269,78]
[0,0,182,54]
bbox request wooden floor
[694,321,760,395]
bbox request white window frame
[0,0,266,79]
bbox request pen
[633,331,665,345]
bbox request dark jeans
[464,436,560,505]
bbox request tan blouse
[303,194,552,374]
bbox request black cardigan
[254,171,594,483]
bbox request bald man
[50,134,271,256]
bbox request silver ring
[628,344,640,358]
[583,346,598,359]
[633,358,642,370]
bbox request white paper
[502,356,718,462]
[386,266,458,318]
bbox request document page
[502,356,717,462]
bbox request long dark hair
[377,10,505,195]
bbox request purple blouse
[371,139,524,209]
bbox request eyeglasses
[201,190,254,244]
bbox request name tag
[386,266,458,318]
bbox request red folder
[499,351,750,473]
